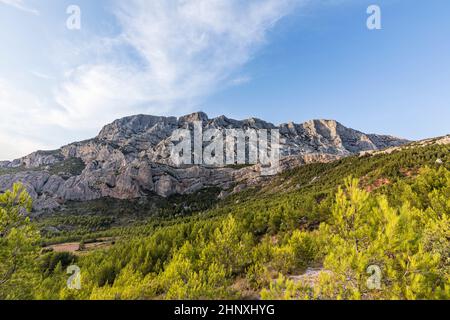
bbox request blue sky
[0,0,449,160]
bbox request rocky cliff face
[0,112,409,212]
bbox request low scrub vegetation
[0,144,449,299]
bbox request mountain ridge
[0,112,409,213]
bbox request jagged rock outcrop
[0,112,409,212]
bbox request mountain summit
[0,112,408,212]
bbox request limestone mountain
[0,112,409,212]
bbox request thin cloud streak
[0,0,39,15]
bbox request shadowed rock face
[0,112,409,212]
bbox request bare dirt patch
[365,178,391,192]
[47,237,116,255]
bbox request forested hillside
[1,139,449,300]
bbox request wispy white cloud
[0,0,39,15]
[230,75,252,86]
[30,70,54,80]
[0,0,300,159]
[51,0,298,131]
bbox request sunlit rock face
[0,112,409,212]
